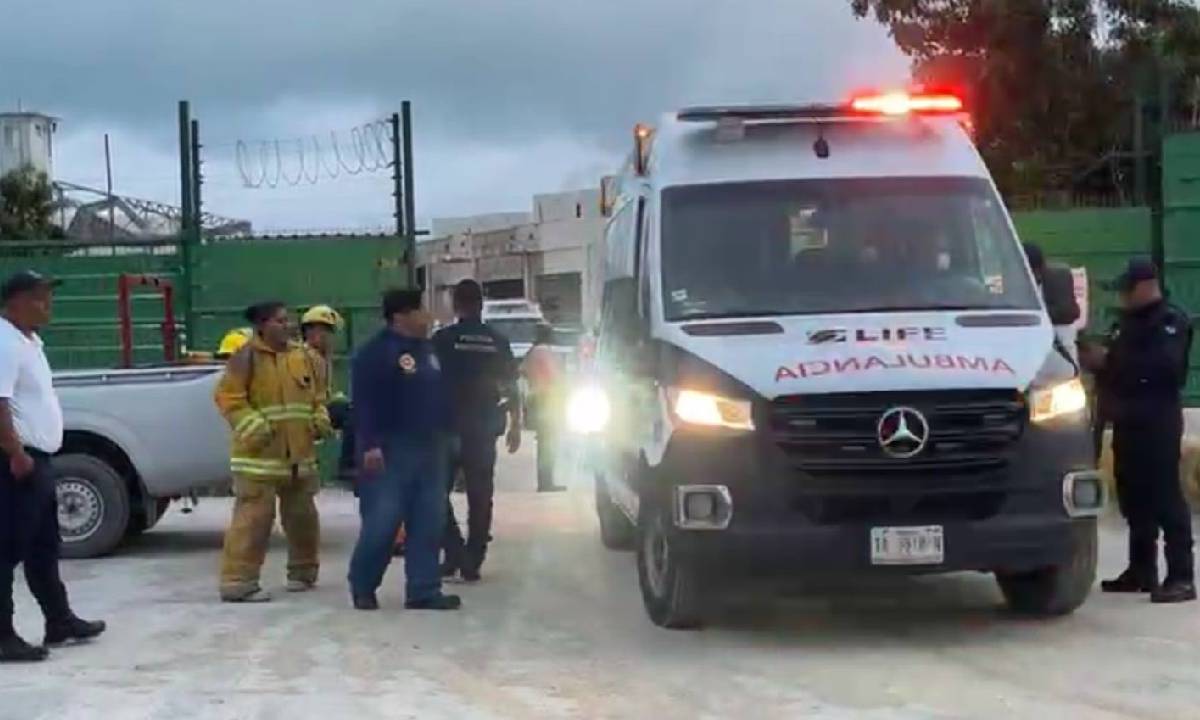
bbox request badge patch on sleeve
[399,353,417,374]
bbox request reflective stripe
[235,415,269,440]
[230,457,318,476]
[234,413,268,436]
[258,404,318,422]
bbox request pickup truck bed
[54,365,231,558]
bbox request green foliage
[848,0,1200,200]
[0,165,56,240]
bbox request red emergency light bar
[850,91,964,116]
[677,92,966,124]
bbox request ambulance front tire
[595,474,635,551]
[996,520,1098,617]
[637,501,706,630]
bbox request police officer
[1082,257,1196,603]
[347,289,459,611]
[434,280,521,582]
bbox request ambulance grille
[768,389,1026,475]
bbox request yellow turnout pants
[219,468,320,599]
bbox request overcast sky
[1,0,907,233]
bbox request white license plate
[870,526,945,565]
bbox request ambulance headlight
[670,388,755,432]
[566,385,611,435]
[1030,378,1088,424]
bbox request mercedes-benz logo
[877,407,930,459]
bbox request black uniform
[433,318,518,575]
[1103,299,1195,585]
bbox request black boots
[0,633,48,663]
[1100,568,1158,594]
[405,594,462,611]
[352,593,380,611]
[0,614,105,661]
[1151,579,1197,604]
[44,615,106,646]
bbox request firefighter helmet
[301,304,343,330]
[217,327,252,356]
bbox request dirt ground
[3,441,1200,720]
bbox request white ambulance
[575,91,1104,629]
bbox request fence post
[390,112,405,239]
[402,101,417,289]
[178,101,197,350]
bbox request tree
[0,165,57,241]
[847,0,1200,201]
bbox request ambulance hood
[659,311,1055,400]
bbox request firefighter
[1082,258,1196,603]
[434,280,522,582]
[215,301,333,603]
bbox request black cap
[1110,257,1159,293]
[1,270,60,302]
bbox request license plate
[870,526,944,565]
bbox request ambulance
[573,91,1104,629]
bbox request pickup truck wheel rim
[644,516,670,598]
[56,479,104,542]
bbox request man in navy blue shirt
[347,289,460,611]
[435,280,521,581]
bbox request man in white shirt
[1,271,106,663]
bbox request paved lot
[3,441,1200,720]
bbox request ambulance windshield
[661,177,1040,321]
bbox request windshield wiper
[675,310,785,321]
[840,304,989,315]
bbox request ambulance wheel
[53,454,131,560]
[595,474,635,551]
[637,504,705,630]
[997,520,1097,617]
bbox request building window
[2,127,14,149]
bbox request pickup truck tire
[996,520,1098,617]
[637,504,705,630]
[595,474,635,551]
[53,454,131,560]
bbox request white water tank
[0,112,57,180]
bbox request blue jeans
[348,434,448,602]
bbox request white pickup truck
[53,365,231,558]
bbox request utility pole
[402,101,417,289]
[177,101,195,351]
[104,133,115,241]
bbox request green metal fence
[1163,131,1200,403]
[1012,207,1152,330]
[0,240,182,368]
[0,235,410,376]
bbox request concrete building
[0,112,57,179]
[432,211,533,237]
[418,188,605,328]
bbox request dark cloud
[2,0,906,230]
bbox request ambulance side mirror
[1042,263,1080,327]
